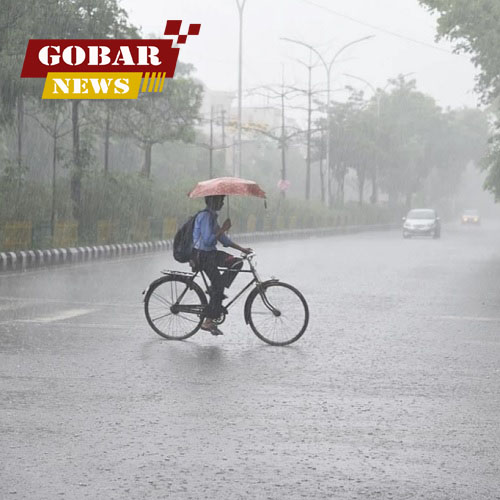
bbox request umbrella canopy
[188,176,266,199]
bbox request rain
[1,0,500,498]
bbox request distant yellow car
[461,209,481,225]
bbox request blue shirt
[193,209,233,251]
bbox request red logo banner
[21,21,201,79]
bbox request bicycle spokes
[248,282,309,346]
[145,277,206,340]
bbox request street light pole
[235,0,246,178]
[286,50,316,201]
[281,35,374,207]
[306,49,312,201]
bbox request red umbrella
[188,176,266,199]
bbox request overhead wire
[298,0,457,56]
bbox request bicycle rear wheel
[247,281,309,346]
[144,276,207,340]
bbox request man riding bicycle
[192,195,252,336]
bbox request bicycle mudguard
[243,278,279,324]
[142,276,164,300]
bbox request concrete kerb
[0,225,397,272]
[68,248,79,263]
[35,250,44,266]
[27,250,36,267]
[18,251,27,270]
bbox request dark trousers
[193,250,243,319]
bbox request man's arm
[225,241,253,254]
[215,217,231,240]
[216,217,252,254]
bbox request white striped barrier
[0,225,398,272]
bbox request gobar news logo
[20,20,200,100]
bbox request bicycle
[143,253,309,346]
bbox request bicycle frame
[165,254,280,316]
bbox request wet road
[1,223,499,499]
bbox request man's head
[205,195,225,211]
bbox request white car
[402,209,441,239]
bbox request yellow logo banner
[42,72,143,99]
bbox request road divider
[0,224,397,272]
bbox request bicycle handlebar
[242,251,257,261]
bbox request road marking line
[437,315,500,323]
[0,320,136,329]
[19,308,96,323]
[0,301,32,312]
[0,295,139,308]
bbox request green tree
[419,0,500,102]
[376,78,442,207]
[0,1,64,167]
[27,101,73,236]
[117,63,203,178]
[61,0,138,222]
[419,0,500,200]
[426,108,488,205]
[349,99,378,206]
[0,0,139,222]
[327,90,379,206]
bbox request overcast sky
[120,0,479,110]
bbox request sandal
[201,320,224,336]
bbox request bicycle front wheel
[247,281,309,346]
[144,276,207,340]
